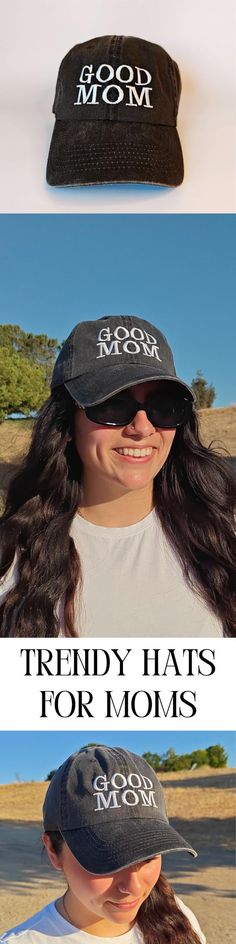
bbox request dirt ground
[0,769,235,944]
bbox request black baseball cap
[43,746,197,874]
[51,315,194,406]
[46,35,184,188]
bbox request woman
[1,745,206,944]
[0,315,235,636]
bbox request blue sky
[0,215,235,407]
[0,731,234,783]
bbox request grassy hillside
[0,767,234,824]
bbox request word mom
[93,770,158,810]
[74,63,153,108]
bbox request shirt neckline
[51,900,138,942]
[71,507,158,538]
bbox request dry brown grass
[0,767,235,824]
[0,420,33,512]
[198,406,236,455]
[0,419,33,464]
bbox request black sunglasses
[84,389,193,429]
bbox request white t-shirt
[0,510,223,636]
[0,897,206,943]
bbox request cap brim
[46,118,184,188]
[61,819,197,875]
[64,365,194,407]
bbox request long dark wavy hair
[0,386,235,636]
[44,830,202,944]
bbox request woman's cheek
[144,857,162,886]
[163,429,176,453]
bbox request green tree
[142,752,161,771]
[0,324,59,386]
[206,744,228,768]
[191,370,216,409]
[189,749,208,768]
[161,748,179,772]
[173,753,192,771]
[0,348,49,421]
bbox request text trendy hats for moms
[43,746,197,873]
[51,315,194,406]
[46,35,184,188]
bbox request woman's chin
[112,461,162,492]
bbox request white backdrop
[0,639,234,730]
[0,0,235,213]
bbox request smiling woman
[0,315,235,637]
[0,746,205,944]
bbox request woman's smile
[113,445,155,461]
[107,896,142,911]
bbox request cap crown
[43,746,169,830]
[51,315,176,390]
[53,35,181,128]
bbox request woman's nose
[117,866,142,895]
[125,409,156,437]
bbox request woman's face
[44,835,161,930]
[74,381,176,496]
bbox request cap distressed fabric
[51,315,194,406]
[46,35,184,187]
[43,746,197,873]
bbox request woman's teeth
[116,447,153,457]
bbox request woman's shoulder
[0,901,62,942]
[1,903,142,944]
[176,896,206,943]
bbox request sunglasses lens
[86,395,134,426]
[148,395,193,428]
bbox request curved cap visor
[64,366,194,407]
[46,119,184,188]
[61,818,197,874]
